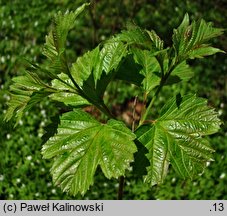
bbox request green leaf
[70,48,106,105]
[42,109,136,195]
[138,124,170,185]
[166,61,194,84]
[4,72,52,124]
[115,54,144,86]
[137,94,221,186]
[146,30,169,74]
[115,24,152,49]
[50,73,90,107]
[146,30,164,51]
[48,3,89,54]
[4,68,89,124]
[188,45,225,59]
[71,41,127,87]
[172,13,224,61]
[70,43,127,109]
[43,32,67,75]
[4,93,30,124]
[187,19,224,48]
[43,3,89,75]
[132,48,161,92]
[53,4,89,53]
[99,40,127,78]
[71,48,97,87]
[172,13,190,57]
[132,137,150,178]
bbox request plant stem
[139,85,162,126]
[101,102,116,119]
[139,61,178,126]
[117,96,138,200]
[132,96,138,132]
[140,92,148,124]
[118,176,125,200]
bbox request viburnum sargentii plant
[5,3,225,198]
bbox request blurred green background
[0,0,226,199]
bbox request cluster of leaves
[5,3,224,196]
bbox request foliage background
[0,0,226,199]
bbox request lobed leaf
[136,94,221,186]
[42,109,137,195]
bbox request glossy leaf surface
[43,3,89,76]
[71,41,126,86]
[137,95,221,186]
[116,24,152,49]
[132,48,161,92]
[50,73,90,107]
[4,8,224,197]
[71,41,127,107]
[42,109,137,195]
[166,61,194,84]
